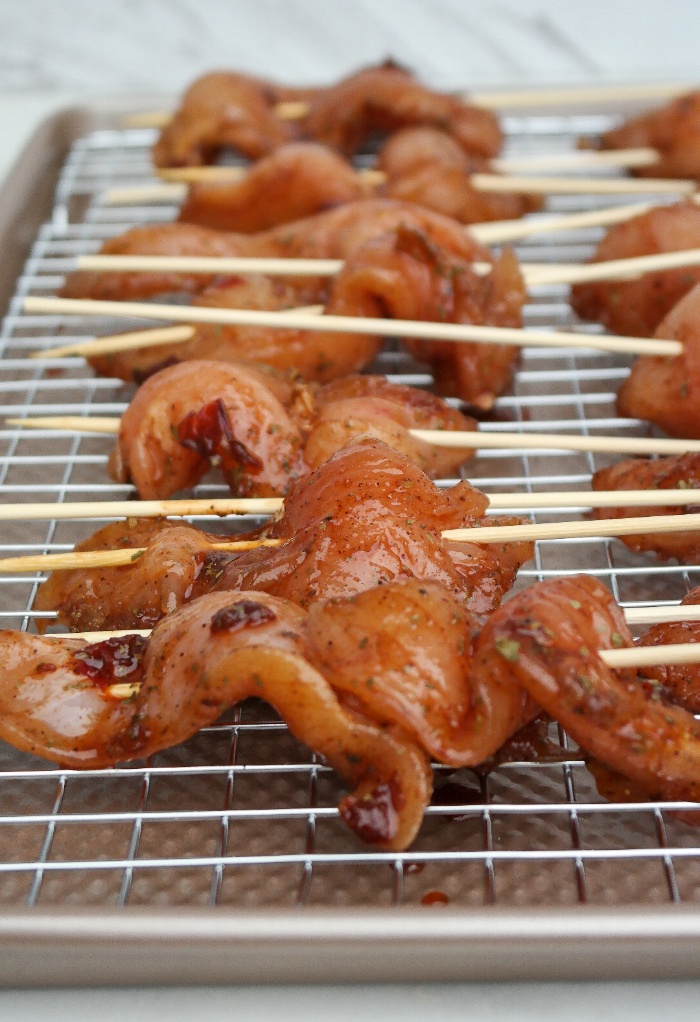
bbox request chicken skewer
[21,295,682,358]
[5,571,700,851]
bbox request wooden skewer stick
[28,325,196,360]
[21,296,681,358]
[37,631,700,698]
[118,81,693,132]
[56,606,700,635]
[468,199,700,245]
[0,498,282,522]
[469,173,695,196]
[442,512,700,544]
[102,183,187,205]
[491,147,660,173]
[530,247,700,287]
[70,252,538,280]
[61,240,700,293]
[624,605,700,625]
[106,168,696,202]
[3,484,700,526]
[467,81,693,110]
[11,502,700,573]
[10,415,700,459]
[154,152,660,187]
[0,539,282,573]
[29,305,324,360]
[600,643,700,669]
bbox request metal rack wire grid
[0,110,698,912]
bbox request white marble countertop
[2,1,700,1016]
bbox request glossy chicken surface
[616,283,700,437]
[479,573,700,806]
[153,62,502,169]
[308,580,533,766]
[3,587,433,850]
[68,218,522,406]
[591,453,700,563]
[178,143,368,232]
[152,70,306,167]
[596,91,700,179]
[61,199,489,304]
[211,438,533,615]
[635,585,700,712]
[38,438,533,632]
[380,127,542,225]
[178,130,539,234]
[110,360,477,499]
[570,201,700,337]
[298,61,502,159]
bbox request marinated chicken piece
[398,242,525,407]
[216,438,533,614]
[178,143,368,232]
[298,61,502,159]
[3,589,432,850]
[39,438,533,632]
[380,127,542,225]
[82,222,519,405]
[570,201,700,337]
[634,586,700,712]
[109,360,306,499]
[34,518,214,633]
[61,198,488,304]
[177,129,538,234]
[594,91,700,180]
[481,573,700,807]
[305,373,477,478]
[109,360,477,499]
[591,453,700,563]
[616,283,700,437]
[60,222,251,303]
[152,70,306,166]
[307,579,534,766]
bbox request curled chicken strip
[217,438,533,613]
[479,573,700,806]
[2,590,431,850]
[79,221,520,406]
[61,198,488,305]
[153,70,301,166]
[179,143,368,233]
[379,127,542,225]
[634,585,700,712]
[110,360,306,499]
[110,360,477,499]
[616,283,700,438]
[591,452,700,563]
[593,90,700,180]
[36,438,533,633]
[298,61,502,159]
[308,579,533,766]
[571,201,700,337]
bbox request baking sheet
[0,95,699,984]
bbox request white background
[1,0,700,1017]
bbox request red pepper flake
[421,890,450,907]
[71,635,148,688]
[177,399,263,476]
[210,600,277,634]
[340,779,399,845]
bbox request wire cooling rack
[1,106,700,934]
